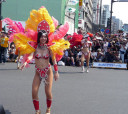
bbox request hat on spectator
[83,32,93,39]
[97,49,101,52]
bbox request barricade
[92,62,127,70]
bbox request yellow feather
[25,7,55,33]
[13,33,36,55]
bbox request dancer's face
[40,34,47,44]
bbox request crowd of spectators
[0,32,17,63]
[0,30,128,67]
[61,30,128,67]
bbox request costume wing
[68,33,83,48]
[49,39,70,61]
[13,33,37,56]
[3,18,25,42]
[48,22,70,61]
[48,22,69,43]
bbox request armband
[54,64,58,72]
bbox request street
[0,63,128,114]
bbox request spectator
[78,27,82,34]
[113,51,120,62]
[103,48,114,62]
[103,39,108,52]
[68,48,75,66]
[61,49,74,66]
[125,39,128,49]
[75,49,82,66]
[90,49,97,63]
[120,42,126,63]
[95,40,101,51]
[124,48,128,63]
[0,33,9,64]
[9,43,16,62]
[96,49,104,62]
[75,54,81,66]
[61,50,70,66]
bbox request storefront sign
[79,0,83,6]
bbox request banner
[93,62,127,69]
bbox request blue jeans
[0,46,7,63]
[120,54,124,63]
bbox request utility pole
[110,0,128,35]
[0,0,2,32]
[99,0,102,32]
[110,0,114,35]
[0,0,6,32]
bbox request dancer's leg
[86,53,90,73]
[32,71,41,113]
[81,54,85,72]
[45,68,53,114]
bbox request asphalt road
[0,63,128,114]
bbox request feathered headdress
[25,6,55,35]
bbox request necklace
[38,43,47,49]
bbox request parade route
[0,63,128,114]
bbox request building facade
[123,24,128,33]
[92,0,100,25]
[101,5,110,27]
[112,16,123,34]
[64,0,79,34]
[78,0,93,33]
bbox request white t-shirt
[77,51,82,56]
[103,42,108,52]
[120,45,126,52]
[64,50,68,57]
[91,52,97,59]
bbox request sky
[102,0,128,24]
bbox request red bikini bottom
[35,64,51,84]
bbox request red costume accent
[33,100,39,111]
[68,33,83,48]
[37,20,50,34]
[26,59,30,63]
[47,99,52,108]
[54,64,58,72]
[35,64,51,79]
[82,51,91,58]
[35,53,49,59]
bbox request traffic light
[107,18,111,29]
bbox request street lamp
[0,0,6,32]
[110,0,128,35]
